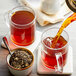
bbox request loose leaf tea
[9,49,33,69]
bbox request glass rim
[8,6,36,26]
[41,27,69,50]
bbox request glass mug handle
[4,11,10,28]
[55,52,63,73]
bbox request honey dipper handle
[2,37,12,55]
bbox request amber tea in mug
[7,6,36,46]
[41,28,69,72]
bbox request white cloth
[18,0,71,26]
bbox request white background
[0,0,76,75]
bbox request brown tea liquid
[10,11,35,46]
[43,13,76,69]
[42,36,67,69]
[51,13,76,48]
[41,13,76,69]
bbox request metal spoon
[2,37,12,55]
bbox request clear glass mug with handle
[41,27,69,73]
[4,6,36,46]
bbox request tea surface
[11,11,34,24]
[10,11,35,46]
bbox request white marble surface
[0,0,76,76]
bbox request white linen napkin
[18,0,71,26]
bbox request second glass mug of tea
[5,6,36,46]
[41,27,69,73]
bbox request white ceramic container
[7,48,34,76]
[41,0,65,14]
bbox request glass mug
[5,6,36,46]
[41,27,69,72]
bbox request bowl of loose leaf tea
[7,48,34,76]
